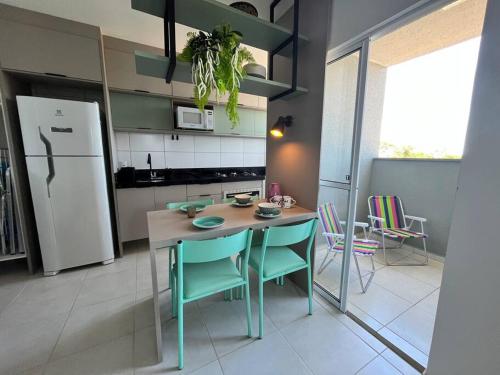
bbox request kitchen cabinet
[117,188,155,242]
[0,20,102,82]
[187,183,222,197]
[254,111,267,137]
[214,106,254,136]
[258,97,268,110]
[238,93,259,108]
[153,185,187,210]
[110,91,173,131]
[0,9,102,82]
[104,37,172,95]
[188,194,222,204]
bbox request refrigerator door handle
[39,127,55,197]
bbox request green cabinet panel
[110,91,173,131]
[254,111,267,137]
[214,106,256,136]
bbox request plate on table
[179,203,206,213]
[255,210,282,219]
[192,216,225,229]
[231,201,254,207]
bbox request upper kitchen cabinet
[0,4,102,82]
[214,105,254,137]
[104,36,172,95]
[110,91,173,131]
[254,110,267,137]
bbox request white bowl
[258,202,280,215]
[234,194,252,204]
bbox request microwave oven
[175,105,214,131]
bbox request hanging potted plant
[178,24,255,127]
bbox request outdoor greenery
[178,24,255,126]
[379,142,461,159]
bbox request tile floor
[0,240,423,375]
[315,241,444,369]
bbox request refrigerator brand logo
[55,109,63,116]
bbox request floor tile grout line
[0,278,28,319]
[314,294,389,354]
[274,327,316,375]
[45,270,88,367]
[354,353,403,375]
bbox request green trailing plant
[178,24,255,126]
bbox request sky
[379,37,481,157]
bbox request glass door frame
[315,38,370,312]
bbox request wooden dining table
[147,201,317,361]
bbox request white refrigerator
[16,96,114,275]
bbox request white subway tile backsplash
[165,152,195,169]
[115,132,130,151]
[131,151,166,169]
[115,131,263,170]
[129,133,164,152]
[244,153,265,167]
[116,151,131,167]
[194,136,220,153]
[195,153,220,168]
[220,152,244,167]
[164,134,195,152]
[220,137,244,153]
[243,138,266,153]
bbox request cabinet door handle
[134,89,150,94]
[199,194,211,197]
[45,72,67,78]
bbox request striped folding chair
[317,202,379,293]
[368,195,428,266]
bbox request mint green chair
[172,229,254,369]
[165,198,215,209]
[165,198,216,292]
[249,219,318,338]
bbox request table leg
[149,241,163,362]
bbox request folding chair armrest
[405,214,427,222]
[368,215,385,222]
[354,221,369,228]
[322,232,344,240]
[338,220,368,228]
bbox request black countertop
[115,167,265,189]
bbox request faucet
[147,153,155,178]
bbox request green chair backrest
[264,219,318,247]
[166,198,215,209]
[259,219,318,269]
[178,229,253,263]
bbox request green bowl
[192,216,225,229]
[179,203,206,213]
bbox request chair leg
[317,248,333,274]
[258,280,264,338]
[422,236,429,265]
[178,300,184,370]
[307,264,313,315]
[171,274,177,318]
[353,254,376,293]
[244,282,252,337]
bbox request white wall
[369,159,460,257]
[114,132,266,170]
[427,0,500,373]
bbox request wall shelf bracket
[268,0,300,102]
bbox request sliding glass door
[315,40,369,311]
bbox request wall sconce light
[270,116,293,138]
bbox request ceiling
[370,0,487,67]
[0,0,283,65]
[0,0,291,48]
